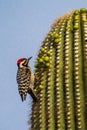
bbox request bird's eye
[23,61,28,66]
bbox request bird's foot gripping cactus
[31,8,87,130]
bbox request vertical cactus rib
[37,73,46,130]
[30,8,87,130]
[63,15,75,130]
[54,19,67,130]
[31,71,46,130]
[45,43,55,130]
[73,10,85,130]
[80,10,87,130]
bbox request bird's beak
[28,56,32,61]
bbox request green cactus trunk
[31,8,87,130]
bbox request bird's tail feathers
[28,89,37,102]
[20,94,26,102]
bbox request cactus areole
[31,8,87,130]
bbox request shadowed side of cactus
[31,8,87,130]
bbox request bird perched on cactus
[16,56,37,102]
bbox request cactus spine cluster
[31,8,87,130]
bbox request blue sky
[0,0,87,130]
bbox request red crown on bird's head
[17,58,26,65]
[17,57,32,65]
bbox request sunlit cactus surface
[31,8,87,130]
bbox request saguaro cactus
[31,8,87,130]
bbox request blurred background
[0,0,87,130]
